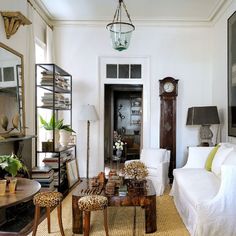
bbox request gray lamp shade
[78,105,99,121]
[186,106,220,125]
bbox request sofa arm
[183,146,214,169]
[195,165,236,235]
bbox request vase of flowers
[114,139,124,158]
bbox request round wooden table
[0,178,41,209]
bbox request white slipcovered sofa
[125,148,170,196]
[170,143,236,236]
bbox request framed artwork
[228,11,236,136]
[66,159,79,188]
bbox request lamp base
[199,125,213,146]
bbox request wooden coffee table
[72,178,157,234]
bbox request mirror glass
[0,43,25,137]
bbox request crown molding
[207,0,228,21]
[52,18,213,28]
[34,0,232,28]
[31,0,53,20]
[211,0,234,24]
[28,0,53,28]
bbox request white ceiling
[36,0,228,22]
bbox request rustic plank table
[72,178,157,234]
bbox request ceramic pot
[9,177,17,194]
[0,179,6,196]
[59,130,71,146]
[45,130,60,148]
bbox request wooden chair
[78,195,109,236]
[123,135,140,160]
[32,191,65,236]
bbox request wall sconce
[1,11,32,39]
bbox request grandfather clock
[159,77,178,183]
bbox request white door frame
[99,56,150,171]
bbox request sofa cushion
[140,149,167,169]
[173,168,220,208]
[211,146,233,176]
[205,144,220,171]
[219,142,236,151]
[223,151,236,165]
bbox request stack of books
[31,166,55,192]
[41,93,69,109]
[42,157,64,169]
[40,71,70,90]
[53,168,66,187]
[42,150,73,168]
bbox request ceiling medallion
[106,0,135,51]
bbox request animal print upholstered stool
[78,195,109,236]
[32,192,65,236]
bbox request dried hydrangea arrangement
[124,161,148,180]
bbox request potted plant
[0,154,28,193]
[58,123,76,146]
[39,115,62,147]
[0,154,24,178]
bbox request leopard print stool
[32,192,65,236]
[78,195,109,236]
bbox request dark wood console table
[72,178,157,234]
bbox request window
[106,64,117,78]
[106,64,142,79]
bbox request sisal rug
[28,187,190,236]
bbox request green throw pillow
[205,144,220,171]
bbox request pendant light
[106,0,135,51]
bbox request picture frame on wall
[228,11,236,136]
[66,159,79,188]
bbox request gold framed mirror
[0,42,25,137]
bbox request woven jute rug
[28,187,190,236]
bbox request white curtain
[46,25,55,63]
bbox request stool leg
[104,208,109,236]
[32,205,40,236]
[83,211,91,236]
[46,207,51,233]
[57,203,65,236]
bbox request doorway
[104,84,143,172]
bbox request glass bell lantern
[106,0,135,51]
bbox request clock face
[163,82,174,93]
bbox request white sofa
[125,148,170,196]
[170,143,236,236]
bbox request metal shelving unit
[35,63,77,195]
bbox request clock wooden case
[159,77,178,183]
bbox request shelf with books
[35,64,78,196]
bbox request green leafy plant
[39,115,75,133]
[39,115,63,130]
[58,124,76,133]
[0,154,26,177]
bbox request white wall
[212,0,236,143]
[54,23,213,177]
[0,0,47,167]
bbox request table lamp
[186,106,220,146]
[79,104,99,178]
